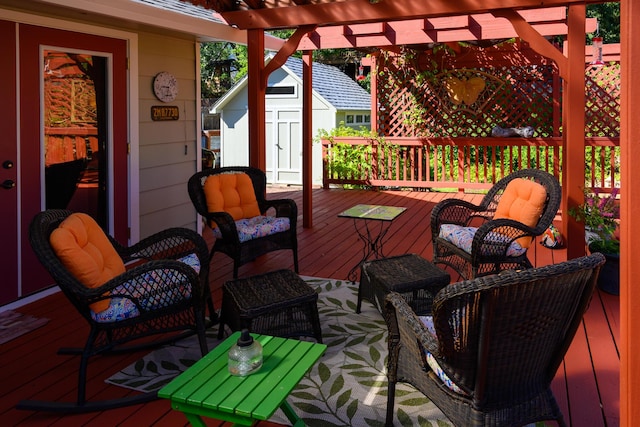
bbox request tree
[587,3,620,43]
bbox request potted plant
[568,187,620,295]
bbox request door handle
[2,180,16,189]
[3,160,13,169]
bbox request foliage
[587,3,620,43]
[317,123,377,189]
[200,42,247,98]
[568,187,620,254]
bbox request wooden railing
[321,136,620,192]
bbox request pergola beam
[299,13,596,50]
[215,0,607,29]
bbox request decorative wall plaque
[151,105,179,121]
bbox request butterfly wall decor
[444,76,486,105]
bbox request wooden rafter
[182,0,609,30]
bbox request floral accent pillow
[212,216,290,242]
[419,316,468,395]
[439,224,526,257]
[90,253,200,323]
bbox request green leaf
[160,360,181,371]
[318,362,331,382]
[346,398,359,419]
[336,389,352,408]
[398,408,416,427]
[329,374,345,397]
[304,418,345,427]
[146,361,158,374]
[399,397,431,406]
[343,350,367,362]
[134,359,145,373]
[290,391,318,400]
[369,346,381,364]
[293,402,326,414]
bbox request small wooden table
[159,332,326,426]
[339,204,407,282]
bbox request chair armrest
[471,218,539,258]
[431,198,486,227]
[259,198,298,221]
[385,292,441,358]
[202,211,241,244]
[114,227,209,267]
[89,259,204,313]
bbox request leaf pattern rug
[105,277,451,426]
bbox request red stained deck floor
[0,187,619,426]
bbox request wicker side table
[359,253,450,315]
[218,269,323,343]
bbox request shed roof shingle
[284,57,371,111]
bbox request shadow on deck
[0,186,619,426]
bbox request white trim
[15,22,23,298]
[0,286,61,313]
[32,0,283,49]
[195,41,203,235]
[128,36,141,244]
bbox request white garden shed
[210,56,371,185]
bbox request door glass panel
[43,50,107,227]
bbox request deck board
[0,187,618,426]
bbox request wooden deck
[0,187,619,426]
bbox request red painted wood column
[302,51,313,228]
[563,4,586,260]
[620,1,640,424]
[247,28,266,171]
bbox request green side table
[159,332,326,426]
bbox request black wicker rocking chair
[17,209,215,413]
[431,168,561,279]
[188,166,299,278]
[383,253,605,427]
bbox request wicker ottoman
[218,269,323,343]
[359,253,450,315]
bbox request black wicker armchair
[17,209,214,413]
[383,253,605,427]
[188,166,299,278]
[431,168,561,279]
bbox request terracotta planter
[589,244,620,296]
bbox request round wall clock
[153,71,178,103]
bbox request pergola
[185,1,637,424]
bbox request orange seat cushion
[203,173,261,224]
[49,213,126,313]
[493,178,547,248]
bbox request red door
[0,22,129,304]
[0,20,19,304]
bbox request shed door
[266,108,302,185]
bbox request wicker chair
[17,209,214,413]
[431,168,561,279]
[383,253,605,427]
[188,166,299,278]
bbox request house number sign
[151,105,179,121]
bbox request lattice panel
[585,63,620,137]
[45,78,97,127]
[376,46,620,139]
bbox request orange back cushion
[203,173,261,222]
[49,213,125,312]
[493,178,548,248]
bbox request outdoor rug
[0,310,49,345]
[106,277,451,426]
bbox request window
[345,114,370,125]
[266,86,296,98]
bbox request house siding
[138,33,199,237]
